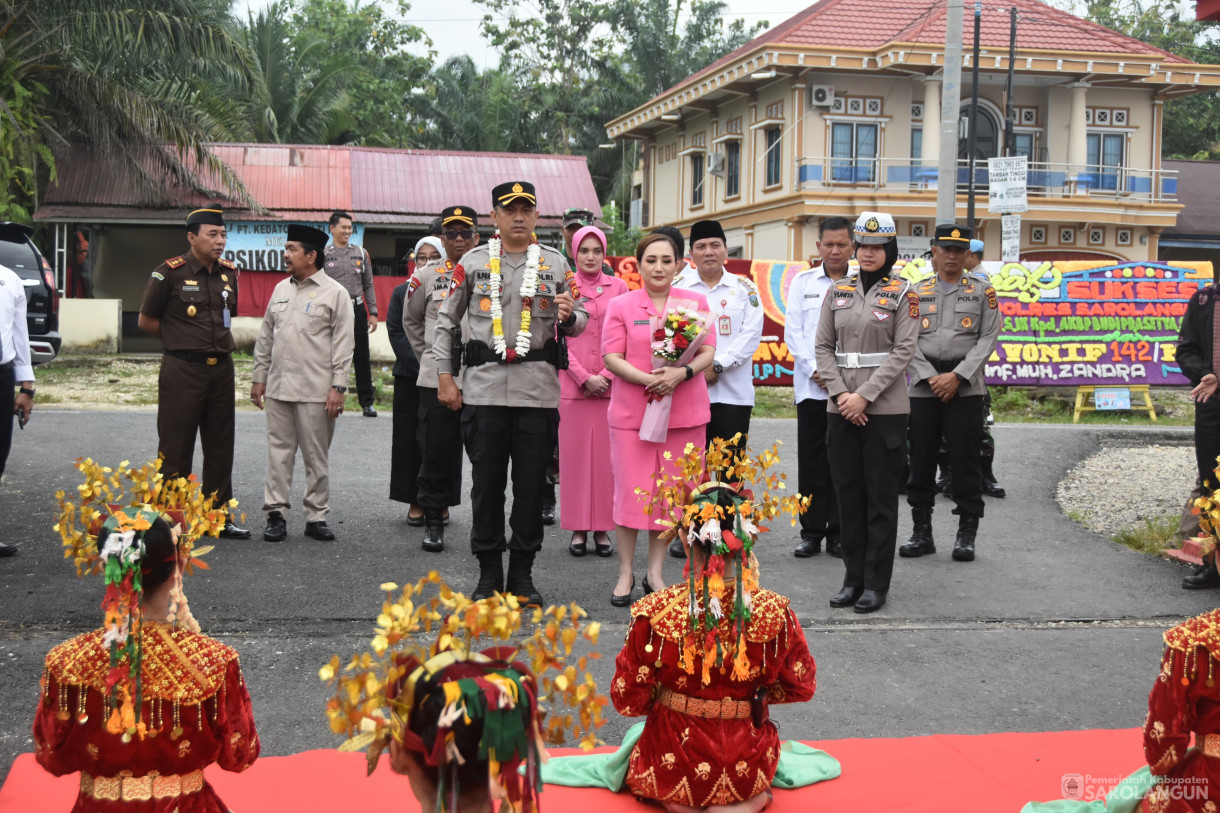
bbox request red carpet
[0,728,1143,812]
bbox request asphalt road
[0,412,1212,786]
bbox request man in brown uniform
[138,205,249,538]
[433,181,588,606]
[404,205,477,553]
[251,224,356,542]
[325,211,379,417]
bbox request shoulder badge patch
[407,276,420,298]
[165,256,186,268]
[151,271,165,281]
[985,286,998,310]
[449,264,466,294]
[906,291,920,319]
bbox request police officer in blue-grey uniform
[900,224,1001,563]
[325,211,379,417]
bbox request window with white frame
[910,127,922,161]
[764,127,782,187]
[690,152,705,207]
[1086,132,1124,191]
[831,122,878,182]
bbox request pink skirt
[558,397,615,531]
[609,424,705,531]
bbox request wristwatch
[683,365,694,381]
[712,361,724,374]
[19,386,35,397]
[331,385,347,394]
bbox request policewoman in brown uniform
[814,211,919,614]
[404,206,476,553]
[900,224,1001,564]
[432,181,588,607]
[138,205,249,538]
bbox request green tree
[2,0,260,219]
[412,56,541,153]
[241,2,355,144]
[286,0,433,147]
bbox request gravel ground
[1056,439,1197,537]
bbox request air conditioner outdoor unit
[808,85,835,107]
[708,152,726,176]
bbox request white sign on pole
[896,236,929,260]
[1001,214,1022,261]
[988,155,1028,214]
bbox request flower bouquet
[640,299,710,442]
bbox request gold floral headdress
[640,436,807,684]
[51,457,239,741]
[321,572,607,813]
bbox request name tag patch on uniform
[872,310,890,321]
[633,319,650,325]
[181,285,200,292]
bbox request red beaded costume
[1141,608,1220,813]
[612,584,816,808]
[34,622,258,812]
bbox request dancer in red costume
[35,465,259,812]
[611,441,817,812]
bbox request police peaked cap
[186,207,224,227]
[441,206,478,227]
[492,181,536,207]
[932,223,973,248]
[286,224,330,248]
[689,219,726,245]
[854,212,897,245]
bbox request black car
[0,222,60,364]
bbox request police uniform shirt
[813,272,920,415]
[783,265,838,403]
[251,270,356,402]
[324,243,378,315]
[673,266,764,406]
[432,243,588,409]
[140,253,239,354]
[908,273,1001,398]
[0,264,33,382]
[403,260,467,389]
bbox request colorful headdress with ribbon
[321,572,606,813]
[642,436,807,684]
[52,457,237,740]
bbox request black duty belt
[0,359,11,373]
[463,339,566,369]
[926,356,965,374]
[166,350,231,366]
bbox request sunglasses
[444,229,475,240]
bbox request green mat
[1019,766,1155,813]
[540,722,841,791]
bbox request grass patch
[1063,508,1089,525]
[754,387,796,419]
[1111,514,1179,556]
[989,386,1192,426]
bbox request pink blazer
[561,273,630,400]
[602,287,715,430]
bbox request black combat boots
[472,552,504,601]
[421,509,444,553]
[899,507,935,557]
[952,514,979,561]
[506,550,543,606]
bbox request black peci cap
[286,224,330,247]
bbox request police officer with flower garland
[432,181,588,606]
[670,218,765,558]
[138,205,249,538]
[900,224,1001,563]
[404,205,478,553]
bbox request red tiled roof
[37,144,602,224]
[675,0,1188,95]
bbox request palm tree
[0,0,262,216]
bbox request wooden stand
[1072,385,1157,423]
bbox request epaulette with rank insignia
[917,278,937,292]
[218,258,236,270]
[165,256,186,268]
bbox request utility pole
[966,1,982,232]
[1003,7,1017,156]
[937,0,965,223]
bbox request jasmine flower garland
[486,233,542,361]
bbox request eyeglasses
[443,229,475,240]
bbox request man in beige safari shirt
[432,180,588,607]
[251,224,355,543]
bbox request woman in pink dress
[560,225,629,557]
[603,232,716,606]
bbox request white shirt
[0,265,33,382]
[783,265,842,403]
[674,265,764,406]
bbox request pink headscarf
[570,225,607,263]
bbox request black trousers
[706,402,752,457]
[416,387,463,509]
[352,300,374,408]
[461,405,558,554]
[908,395,985,518]
[1196,400,1220,492]
[828,412,907,593]
[0,362,13,480]
[796,398,839,542]
[389,376,421,504]
[157,354,235,505]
